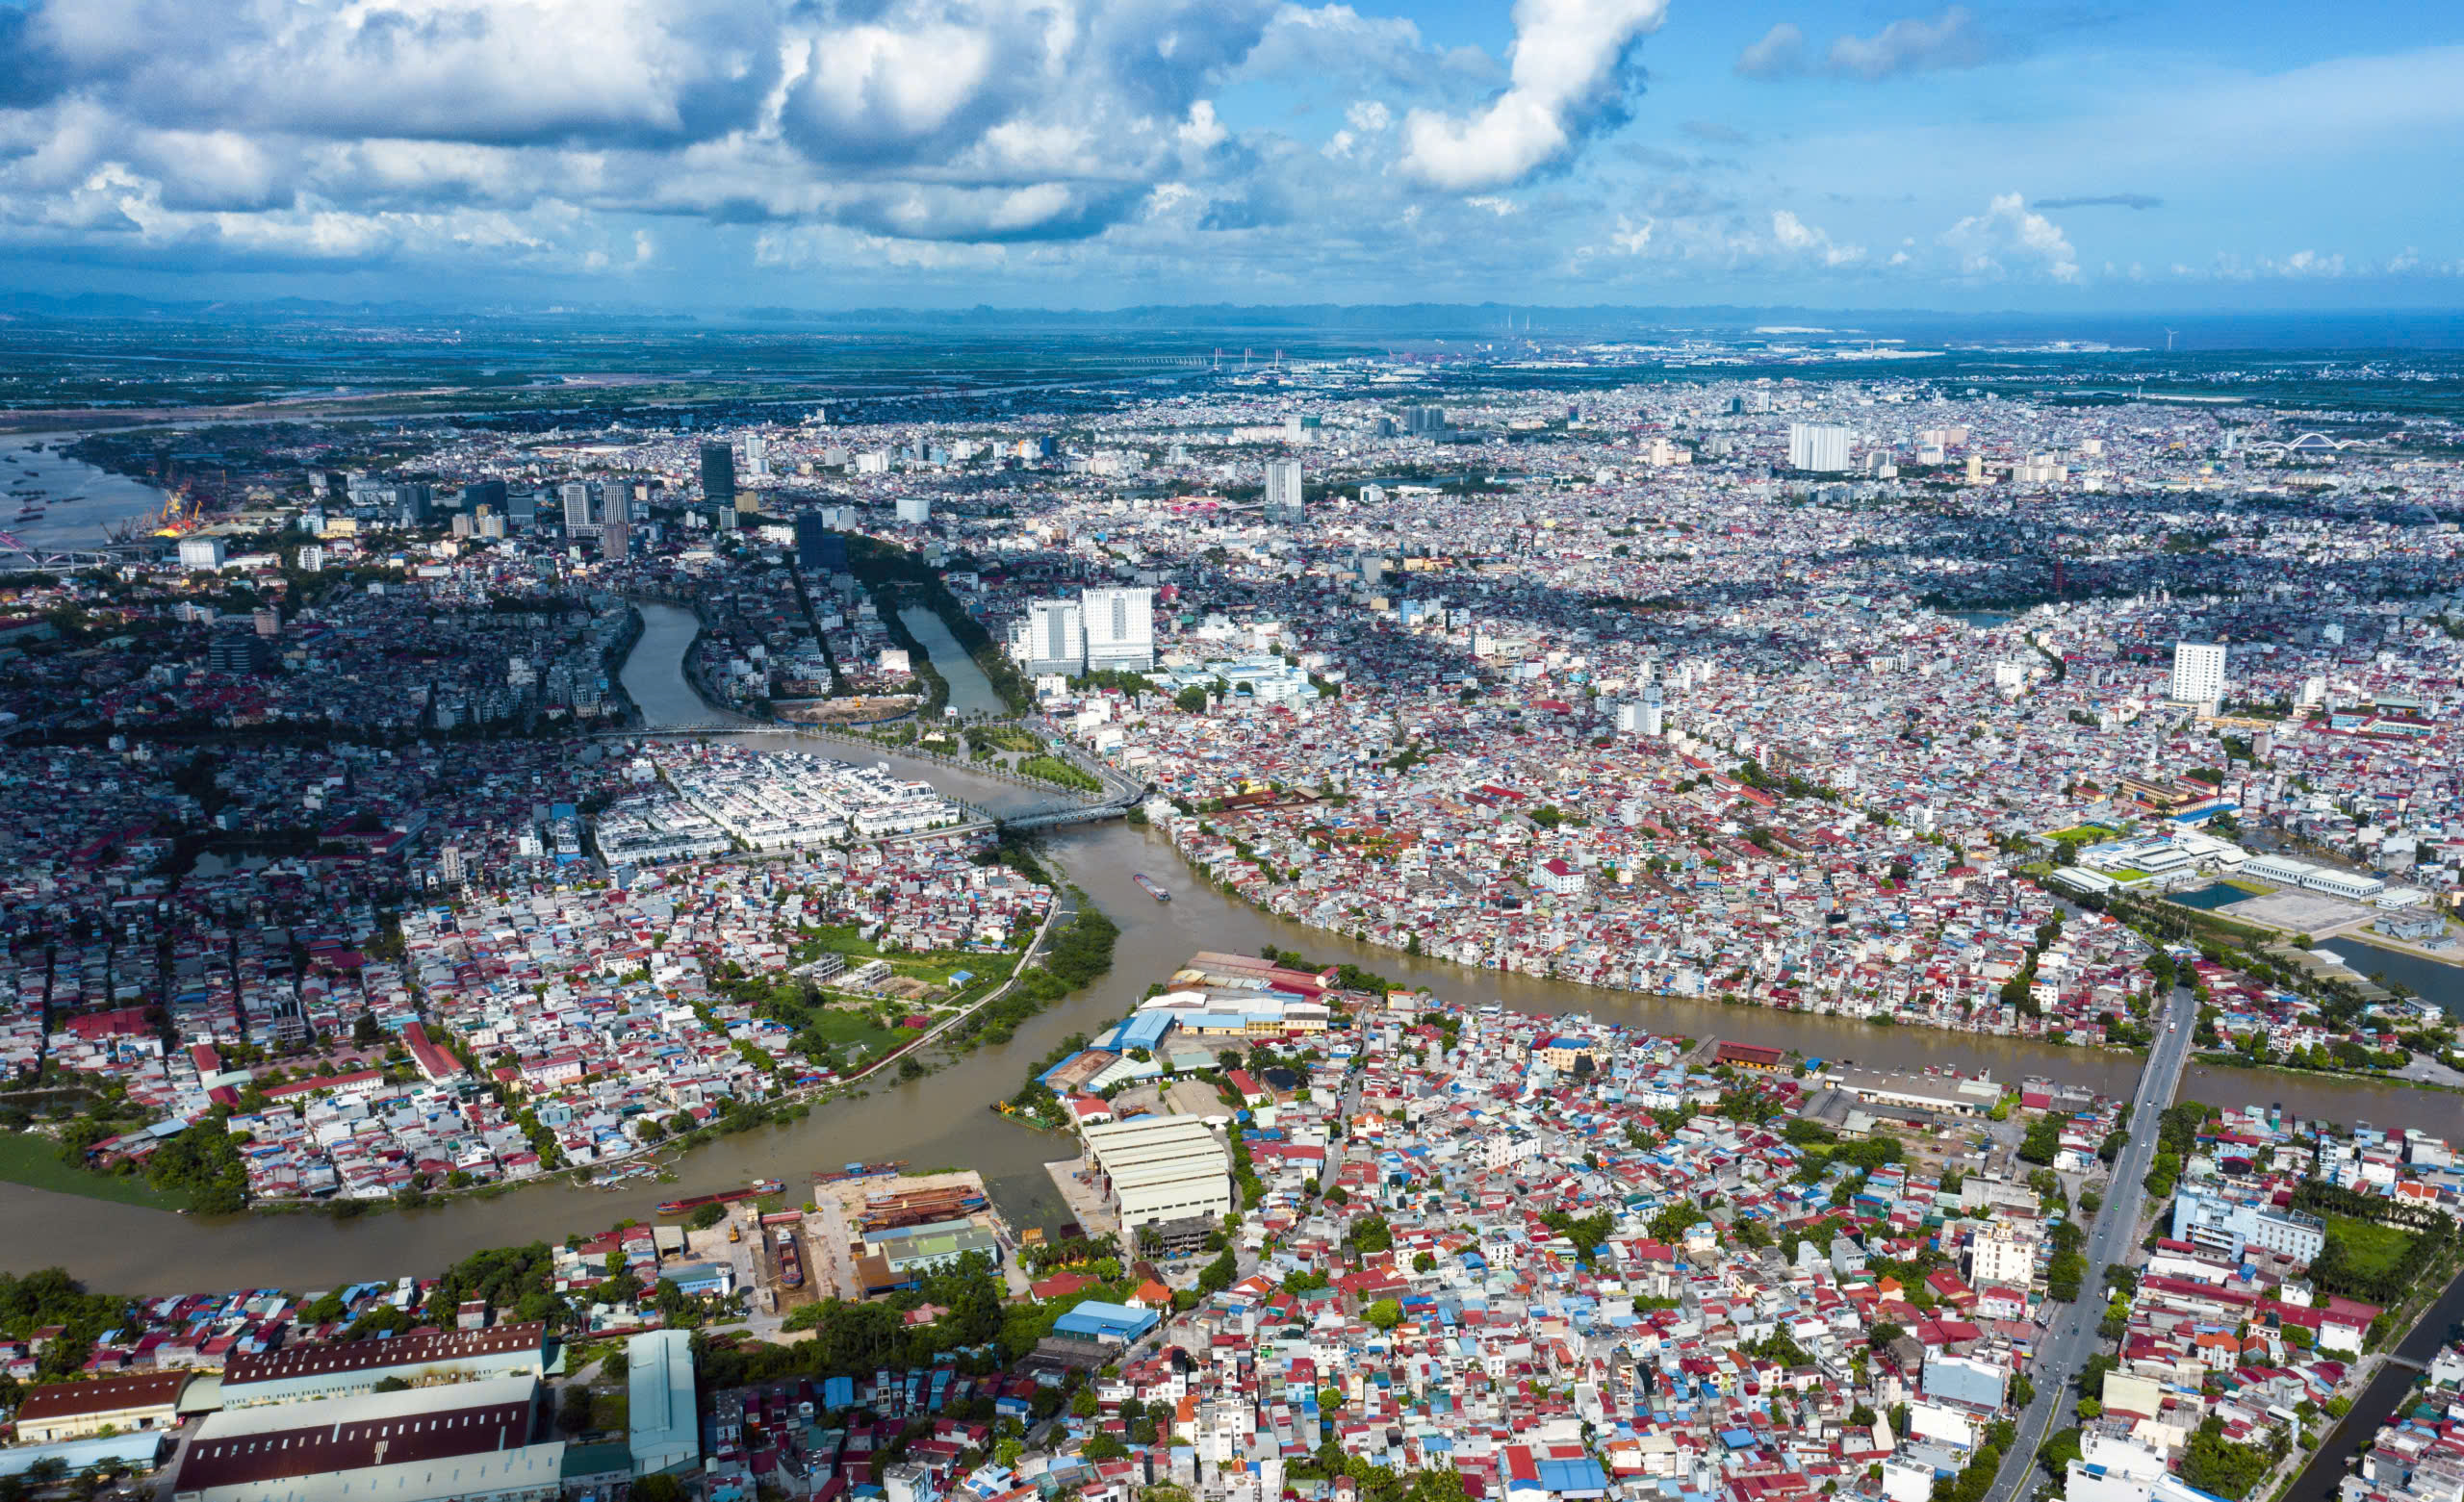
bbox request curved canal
[2,602,2454,1293]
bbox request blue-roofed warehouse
[1050,1301,1159,1346]
[1104,1012,1174,1054]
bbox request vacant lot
[1165,1080,1228,1118]
[2325,1213,2416,1282]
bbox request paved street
[1985,981,2200,1502]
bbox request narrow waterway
[4,601,2457,1294]
[898,606,1007,717]
[2282,1262,2464,1502]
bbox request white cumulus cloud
[1399,0,1667,191]
[1771,208,1863,266]
[1940,191,2078,281]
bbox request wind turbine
[2163,328,2178,353]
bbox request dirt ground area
[1108,1083,1165,1116]
[1164,1080,1229,1118]
[1044,1157,1118,1238]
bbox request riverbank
[6,608,2455,1294]
[0,1132,192,1212]
[2330,927,2464,972]
[2189,1051,2464,1096]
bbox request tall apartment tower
[700,442,736,512]
[560,481,594,533]
[2171,642,2226,707]
[1787,423,1853,472]
[1263,459,1305,523]
[1019,598,1086,676]
[1083,587,1155,672]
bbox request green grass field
[2325,1213,2416,1281]
[1017,755,1102,793]
[799,1009,918,1061]
[800,924,883,958]
[889,952,1018,988]
[0,1132,193,1211]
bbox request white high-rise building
[2171,642,2226,706]
[1083,586,1154,672]
[598,478,630,526]
[1787,423,1853,472]
[560,481,593,533]
[1017,598,1085,676]
[1263,459,1305,523]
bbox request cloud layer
[1737,7,1995,81]
[0,0,2449,303]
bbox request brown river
[3,602,2453,1295]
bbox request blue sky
[0,0,2456,311]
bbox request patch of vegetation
[1016,754,1101,793]
[0,1133,194,1211]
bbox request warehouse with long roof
[217,1322,552,1408]
[170,1375,563,1502]
[1079,1115,1233,1229]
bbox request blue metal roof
[1537,1459,1609,1492]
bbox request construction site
[804,1168,1025,1302]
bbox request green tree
[631,1475,686,1502]
[2180,1416,2280,1500]
[1364,1299,1404,1331]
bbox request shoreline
[0,1131,194,1213]
[0,878,1082,1224]
[2327,926,2464,974]
[1144,813,2461,1095]
[2185,1050,2464,1097]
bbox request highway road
[1984,981,2201,1502]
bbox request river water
[4,601,2456,1294]
[2322,936,2464,1016]
[897,607,1008,718]
[0,434,169,548]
